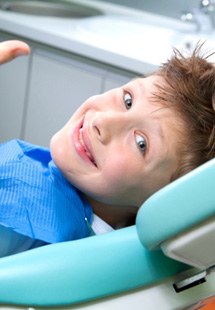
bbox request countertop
[0,0,209,74]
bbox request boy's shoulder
[0,139,51,165]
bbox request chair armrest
[0,226,188,307]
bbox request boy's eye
[135,134,147,154]
[124,92,132,110]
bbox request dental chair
[0,159,215,310]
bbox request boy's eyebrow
[133,77,167,146]
[130,78,148,102]
[133,78,145,93]
[151,106,169,141]
[147,108,168,154]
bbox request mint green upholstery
[0,226,188,307]
[136,158,215,250]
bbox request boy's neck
[86,197,138,229]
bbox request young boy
[0,41,215,257]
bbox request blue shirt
[0,139,93,245]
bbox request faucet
[181,0,215,34]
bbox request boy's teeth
[79,127,96,166]
[79,128,84,145]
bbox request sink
[77,16,201,66]
[0,0,103,18]
[77,17,182,53]
[78,16,175,41]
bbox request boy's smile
[50,75,184,220]
[73,118,97,167]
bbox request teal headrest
[136,158,215,250]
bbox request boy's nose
[92,111,126,144]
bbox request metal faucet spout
[181,0,215,34]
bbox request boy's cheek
[102,159,137,192]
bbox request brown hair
[152,42,215,180]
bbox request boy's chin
[49,132,57,156]
[49,131,62,164]
[49,130,70,174]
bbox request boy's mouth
[78,123,97,167]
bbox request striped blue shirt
[0,140,93,248]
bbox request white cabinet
[24,48,104,146]
[0,36,30,143]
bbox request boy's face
[51,76,182,210]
